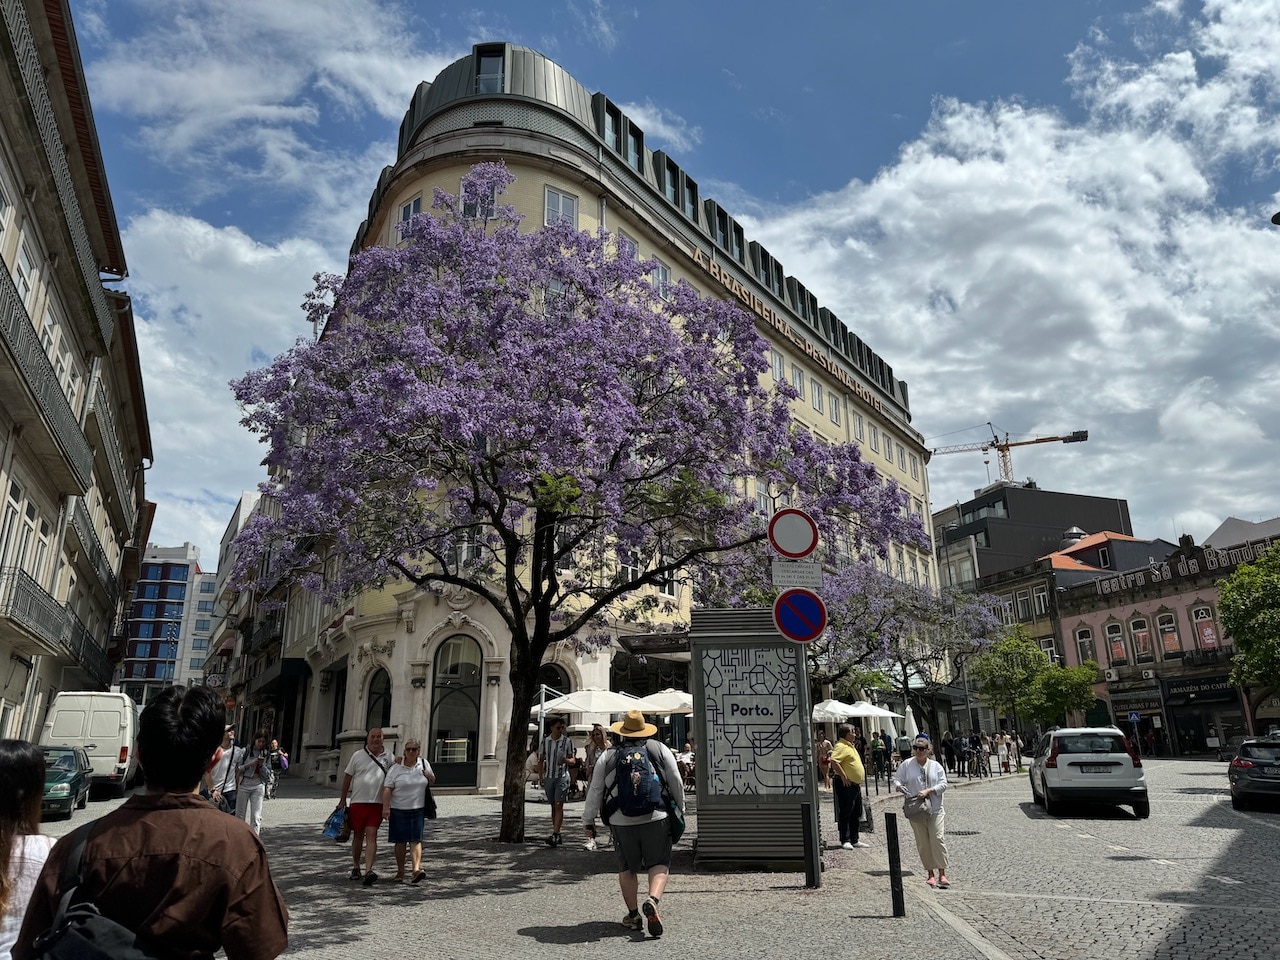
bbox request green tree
[1023,662,1101,725]
[967,627,1050,736]
[1219,543,1280,690]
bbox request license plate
[1080,765,1110,773]
[1260,767,1280,778]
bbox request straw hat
[610,709,657,739]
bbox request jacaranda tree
[231,164,922,841]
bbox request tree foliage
[967,628,1051,728]
[1219,543,1280,689]
[230,164,923,842]
[1022,662,1102,725]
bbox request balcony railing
[2,0,116,348]
[0,566,66,657]
[71,499,121,609]
[0,270,95,492]
[62,609,113,688]
[89,384,137,532]
[246,614,284,657]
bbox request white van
[39,691,139,796]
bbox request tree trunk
[498,663,538,842]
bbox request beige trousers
[907,809,949,873]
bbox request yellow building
[241,43,935,791]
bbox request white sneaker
[850,840,870,848]
[842,841,854,850]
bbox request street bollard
[885,811,906,917]
[801,800,820,888]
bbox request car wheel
[1044,786,1062,816]
[76,788,88,810]
[1230,794,1247,811]
[1133,800,1150,819]
[1030,773,1044,806]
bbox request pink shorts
[348,802,383,834]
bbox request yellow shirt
[828,739,865,786]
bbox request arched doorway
[365,667,392,731]
[539,662,570,697]
[429,635,481,787]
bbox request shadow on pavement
[516,921,634,944]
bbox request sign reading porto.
[773,588,828,644]
[768,508,820,559]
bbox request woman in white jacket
[894,734,950,888]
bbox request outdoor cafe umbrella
[842,700,904,720]
[634,688,695,715]
[530,687,642,716]
[812,698,859,722]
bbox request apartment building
[0,0,151,738]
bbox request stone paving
[39,759,1278,960]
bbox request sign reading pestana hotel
[1093,536,1278,596]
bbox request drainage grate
[949,830,980,836]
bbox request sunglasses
[913,745,930,751]
[405,747,420,752]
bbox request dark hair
[137,685,226,790]
[0,739,46,917]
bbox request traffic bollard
[885,811,906,917]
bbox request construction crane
[928,422,1089,483]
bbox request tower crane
[928,422,1088,483]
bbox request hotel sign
[689,247,886,414]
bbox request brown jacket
[15,791,288,960]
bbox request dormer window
[476,47,504,94]
[1098,546,1110,569]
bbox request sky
[69,0,1280,567]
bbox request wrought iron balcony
[0,269,94,492]
[246,613,284,657]
[62,608,113,689]
[4,0,116,348]
[88,384,137,533]
[70,498,121,609]
[0,566,67,658]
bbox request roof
[1052,531,1143,558]
[1205,516,1280,548]
[1046,554,1102,571]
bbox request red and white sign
[768,508,820,559]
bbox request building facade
[118,543,212,704]
[0,0,152,739]
[235,43,938,790]
[935,481,1134,587]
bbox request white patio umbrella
[812,698,859,722]
[530,687,642,716]
[842,700,904,720]
[635,688,694,715]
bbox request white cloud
[617,99,703,153]
[735,0,1280,543]
[123,210,337,558]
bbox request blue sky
[70,0,1280,565]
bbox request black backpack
[30,822,164,960]
[605,741,663,819]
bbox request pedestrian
[266,738,288,799]
[15,685,289,960]
[583,710,684,938]
[894,734,950,889]
[585,724,610,786]
[335,727,395,886]
[204,725,242,813]
[870,731,888,783]
[0,740,55,956]
[996,732,1010,774]
[829,723,868,850]
[381,738,435,884]
[814,727,834,790]
[537,716,577,847]
[234,732,271,834]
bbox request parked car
[1217,735,1248,762]
[1028,726,1149,818]
[1227,736,1280,810]
[42,745,93,819]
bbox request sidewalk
[262,773,996,960]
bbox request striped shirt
[539,735,576,783]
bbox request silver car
[1029,726,1149,819]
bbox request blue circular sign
[773,588,827,643]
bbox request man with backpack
[582,710,685,939]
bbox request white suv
[1028,726,1149,819]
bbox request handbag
[323,808,346,840]
[902,794,931,821]
[418,757,438,820]
[280,754,289,772]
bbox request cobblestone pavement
[40,760,1277,960]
